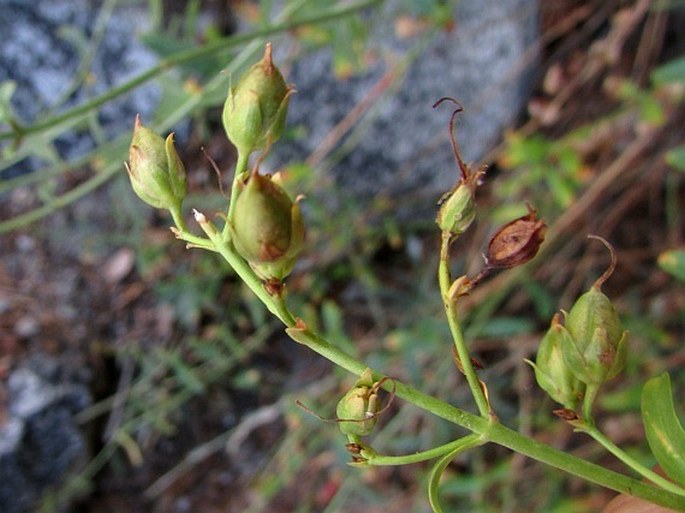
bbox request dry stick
[631,4,668,85]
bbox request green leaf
[658,249,685,281]
[478,316,535,338]
[641,372,685,486]
[666,145,685,172]
[0,80,17,124]
[522,280,556,319]
[652,56,685,85]
[652,0,685,10]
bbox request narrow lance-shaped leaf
[641,372,685,487]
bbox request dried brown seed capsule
[486,205,546,269]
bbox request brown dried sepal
[345,443,363,455]
[452,346,484,373]
[553,408,580,421]
[486,205,546,269]
[264,278,285,296]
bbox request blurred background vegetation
[1,0,684,512]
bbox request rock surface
[269,0,539,210]
[0,356,91,513]
[0,0,159,177]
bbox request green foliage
[277,0,373,77]
[497,55,684,224]
[651,56,685,85]
[0,0,382,234]
[666,145,685,172]
[641,373,685,486]
[658,249,685,281]
[9,3,685,513]
[497,132,582,216]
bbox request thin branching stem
[438,232,492,419]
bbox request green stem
[223,150,250,239]
[0,0,384,142]
[193,218,685,510]
[0,152,123,234]
[165,205,215,251]
[169,204,187,232]
[438,232,491,419]
[581,423,685,497]
[367,434,484,466]
[193,211,295,325]
[429,434,485,513]
[582,382,600,426]
[174,230,216,252]
[288,326,685,510]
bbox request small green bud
[126,116,186,211]
[230,170,304,281]
[336,369,380,437]
[436,180,477,236]
[222,43,294,157]
[528,313,585,410]
[433,97,485,239]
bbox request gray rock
[0,356,91,513]
[0,0,159,177]
[269,0,539,212]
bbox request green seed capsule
[562,284,627,385]
[564,236,628,385]
[222,43,294,157]
[126,116,186,211]
[230,170,304,281]
[336,369,380,437]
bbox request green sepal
[164,133,187,200]
[248,201,305,281]
[528,315,585,410]
[223,88,263,157]
[436,182,476,237]
[566,286,623,353]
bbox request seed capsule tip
[587,235,617,289]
